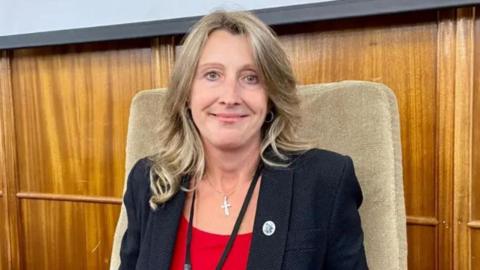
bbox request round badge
[262,220,276,236]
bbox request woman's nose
[219,76,241,105]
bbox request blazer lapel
[148,179,188,270]
[246,166,294,270]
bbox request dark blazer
[119,148,368,269]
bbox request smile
[209,113,248,123]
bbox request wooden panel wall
[11,41,156,198]
[0,79,7,266]
[276,10,440,269]
[19,200,120,269]
[0,197,7,270]
[453,7,477,270]
[0,38,175,269]
[1,50,19,270]
[0,6,478,270]
[470,7,480,270]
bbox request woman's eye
[244,74,258,84]
[205,71,220,81]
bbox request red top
[169,215,253,270]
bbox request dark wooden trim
[16,192,122,205]
[1,0,479,49]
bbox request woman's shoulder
[286,148,362,206]
[287,147,352,173]
[126,157,153,192]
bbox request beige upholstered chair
[110,80,407,270]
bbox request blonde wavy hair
[148,10,310,209]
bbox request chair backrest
[110,80,407,270]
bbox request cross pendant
[220,196,232,216]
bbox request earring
[265,111,275,123]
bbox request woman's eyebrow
[240,64,258,72]
[198,62,258,71]
[198,62,224,69]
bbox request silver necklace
[205,177,243,216]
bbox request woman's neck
[202,140,262,191]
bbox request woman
[119,10,367,270]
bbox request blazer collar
[148,166,294,270]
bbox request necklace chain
[204,176,244,216]
[204,176,242,197]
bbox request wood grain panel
[407,225,436,270]
[472,7,480,270]
[0,50,22,270]
[472,4,480,222]
[274,12,439,268]
[20,199,121,270]
[151,36,175,88]
[0,51,4,198]
[0,198,8,270]
[472,229,480,270]
[10,39,173,198]
[453,7,475,270]
[276,11,438,218]
[436,10,456,270]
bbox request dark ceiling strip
[1,0,479,49]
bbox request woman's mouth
[210,113,248,123]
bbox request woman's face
[189,29,268,151]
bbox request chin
[210,140,245,150]
[201,130,262,151]
[206,135,261,151]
